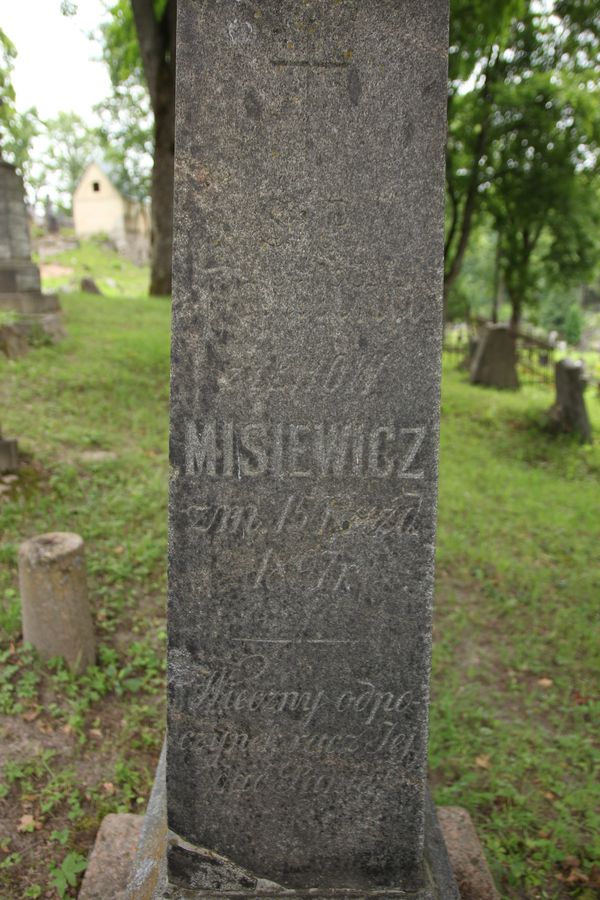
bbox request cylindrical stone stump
[18,532,96,674]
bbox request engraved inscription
[190,503,259,536]
[174,655,419,796]
[184,421,427,479]
[288,353,391,399]
[184,491,423,544]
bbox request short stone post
[18,533,96,674]
[548,358,593,443]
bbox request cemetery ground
[0,246,598,899]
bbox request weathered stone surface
[0,163,30,262]
[165,0,451,896]
[547,358,592,443]
[0,288,60,314]
[127,748,458,899]
[18,532,96,673]
[437,808,499,900]
[79,813,144,900]
[0,162,65,341]
[0,260,41,293]
[470,324,519,390]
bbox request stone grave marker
[0,161,64,342]
[129,2,456,897]
[548,358,593,443]
[470,323,519,390]
[0,426,18,474]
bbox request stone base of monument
[436,809,499,900]
[78,755,498,899]
[88,748,465,900]
[0,286,65,345]
[78,813,144,900]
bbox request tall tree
[99,0,175,296]
[42,111,100,213]
[0,27,17,159]
[0,28,39,175]
[484,8,600,328]
[445,0,527,305]
[95,81,153,201]
[444,0,600,319]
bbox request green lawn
[0,271,598,897]
[36,236,150,298]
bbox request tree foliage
[42,112,100,213]
[97,0,175,295]
[446,0,600,326]
[0,27,40,179]
[95,81,153,201]
[0,27,17,153]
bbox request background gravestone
[0,161,64,343]
[130,1,456,897]
[547,358,593,443]
[0,426,18,474]
[470,323,519,390]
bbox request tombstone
[0,428,18,474]
[470,323,519,390]
[129,1,457,897]
[0,162,65,342]
[547,359,592,443]
[80,277,102,295]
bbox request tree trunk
[131,0,176,296]
[443,54,497,318]
[509,296,521,333]
[443,172,480,311]
[492,233,502,324]
[149,65,175,296]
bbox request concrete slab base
[437,809,499,900]
[92,749,460,899]
[79,763,497,900]
[78,813,144,900]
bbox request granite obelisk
[130,2,455,896]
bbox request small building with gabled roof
[73,162,150,264]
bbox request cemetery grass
[432,369,600,899]
[35,234,149,299]
[0,290,168,899]
[0,292,597,898]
